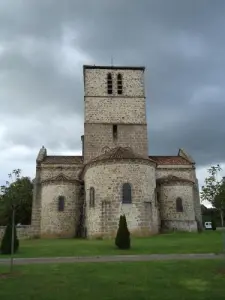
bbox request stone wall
[156,165,195,181]
[84,68,145,98]
[40,181,81,238]
[32,163,83,238]
[85,97,147,124]
[0,225,32,240]
[84,159,158,238]
[160,220,197,232]
[158,182,197,232]
[84,124,148,162]
[83,67,148,164]
[40,164,83,181]
[156,165,200,231]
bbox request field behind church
[0,231,224,259]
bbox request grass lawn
[0,231,224,258]
[0,260,225,300]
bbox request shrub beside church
[0,223,19,255]
[115,215,131,249]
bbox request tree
[0,223,19,254]
[213,182,225,227]
[115,215,130,249]
[0,169,25,271]
[201,164,225,227]
[0,172,33,225]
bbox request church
[31,65,202,238]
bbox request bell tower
[83,65,148,163]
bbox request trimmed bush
[0,223,19,255]
[115,215,130,249]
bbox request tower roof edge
[83,65,145,71]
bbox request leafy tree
[201,164,225,227]
[0,223,19,254]
[213,182,225,227]
[115,215,130,249]
[0,170,33,225]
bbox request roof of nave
[90,147,156,163]
[149,156,192,165]
[39,155,191,166]
[42,156,83,164]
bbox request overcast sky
[0,0,225,196]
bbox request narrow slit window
[90,187,95,208]
[107,73,113,94]
[155,190,160,207]
[122,183,132,204]
[58,196,65,211]
[157,192,160,203]
[117,73,123,95]
[176,197,183,212]
[113,124,117,140]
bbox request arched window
[90,187,95,207]
[58,196,65,211]
[122,183,132,204]
[176,197,183,212]
[117,73,123,95]
[107,73,113,94]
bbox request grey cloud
[0,41,84,116]
[1,113,84,151]
[0,0,225,183]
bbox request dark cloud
[0,0,225,183]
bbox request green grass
[1,231,224,258]
[0,260,225,300]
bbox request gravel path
[0,253,224,265]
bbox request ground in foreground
[0,260,225,300]
[0,231,224,258]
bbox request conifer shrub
[0,223,19,255]
[115,215,130,249]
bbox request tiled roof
[89,147,155,163]
[42,156,83,164]
[149,156,191,165]
[157,175,194,184]
[41,154,191,165]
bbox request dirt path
[0,253,224,265]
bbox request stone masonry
[29,65,202,239]
[84,66,148,163]
[83,157,157,238]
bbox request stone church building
[31,65,202,238]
